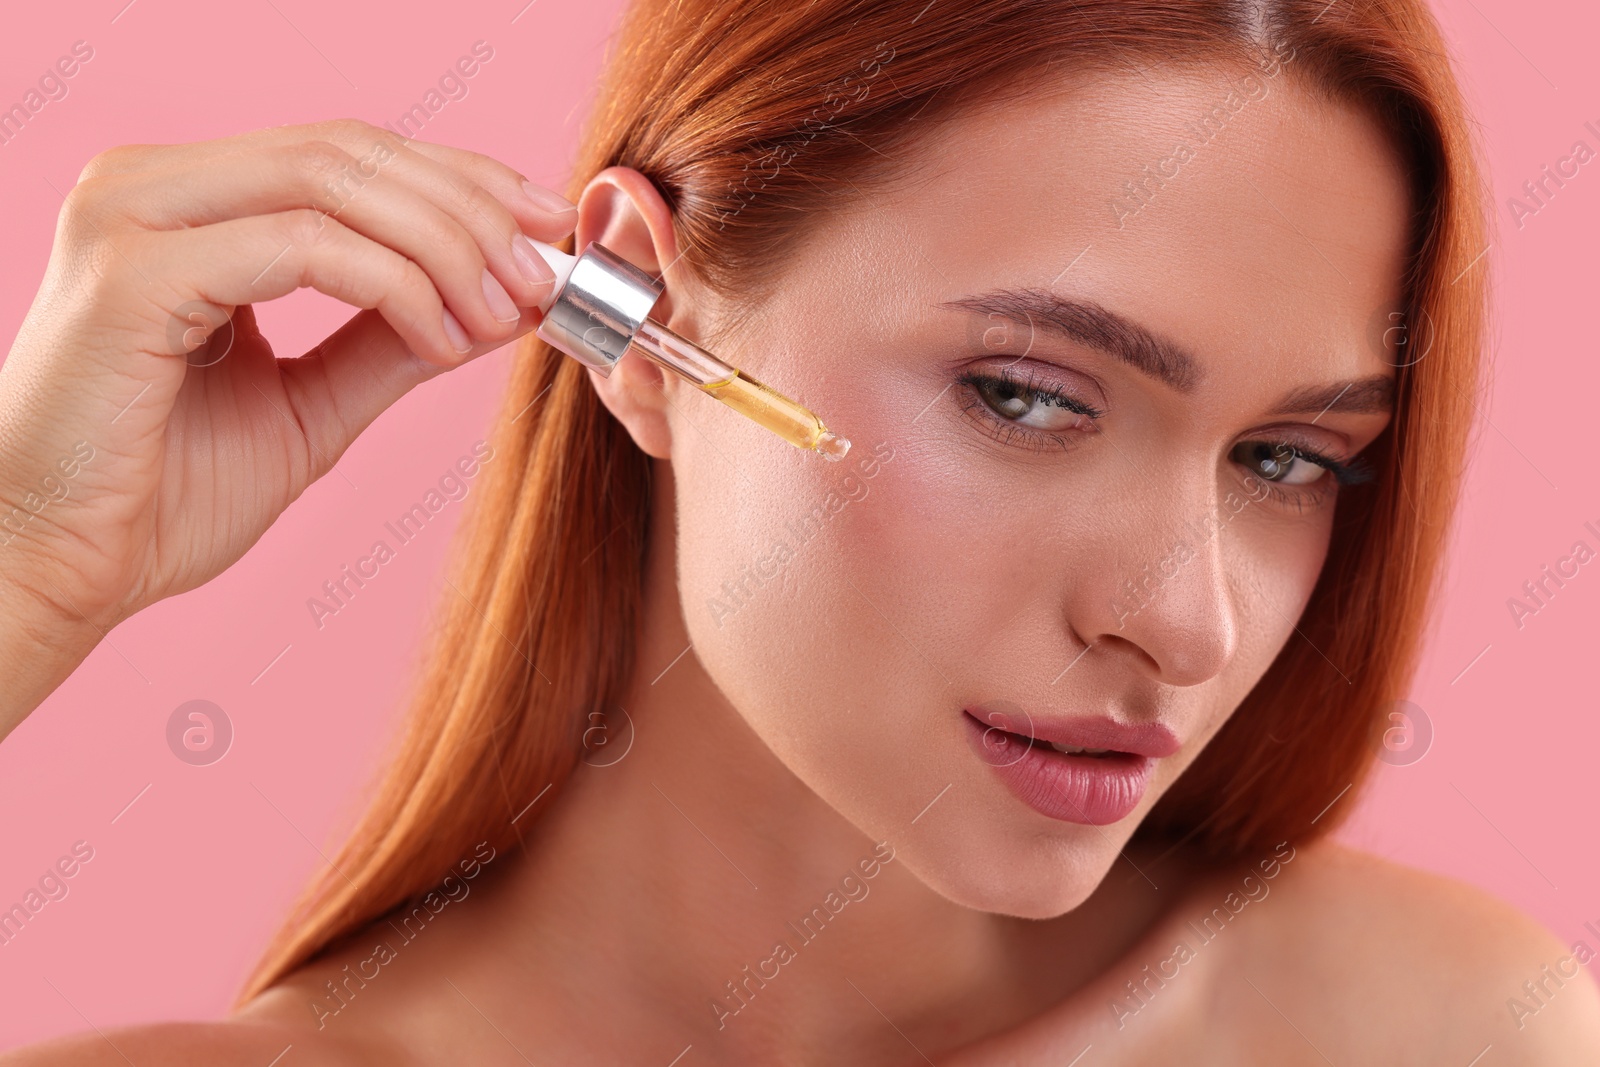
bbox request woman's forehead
[756,64,1410,396]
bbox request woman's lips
[967,705,1181,758]
[961,709,1166,825]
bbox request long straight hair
[240,0,1487,1001]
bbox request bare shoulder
[1227,838,1600,1063]
[0,1016,366,1067]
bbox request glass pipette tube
[628,317,851,461]
[528,238,850,461]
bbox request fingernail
[442,307,473,354]
[522,179,578,216]
[511,233,556,289]
[482,268,521,323]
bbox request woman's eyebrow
[937,288,1201,392]
[938,288,1396,417]
[1268,375,1395,417]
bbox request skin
[3,64,1598,1066]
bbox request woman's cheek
[673,445,860,690]
[1226,506,1336,668]
[673,435,943,747]
[1158,510,1338,763]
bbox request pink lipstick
[962,705,1179,825]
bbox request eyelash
[954,366,1104,453]
[954,365,1377,510]
[1246,443,1375,513]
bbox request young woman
[2,0,1596,1062]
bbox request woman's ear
[571,166,688,461]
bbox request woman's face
[659,60,1408,918]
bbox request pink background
[0,0,1594,1048]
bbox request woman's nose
[1070,495,1242,688]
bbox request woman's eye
[970,374,1097,432]
[1232,441,1327,485]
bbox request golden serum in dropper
[524,240,850,461]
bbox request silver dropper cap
[534,242,664,377]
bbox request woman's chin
[900,837,1115,920]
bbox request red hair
[240,0,1487,1001]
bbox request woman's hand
[0,119,576,735]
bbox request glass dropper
[527,240,850,462]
